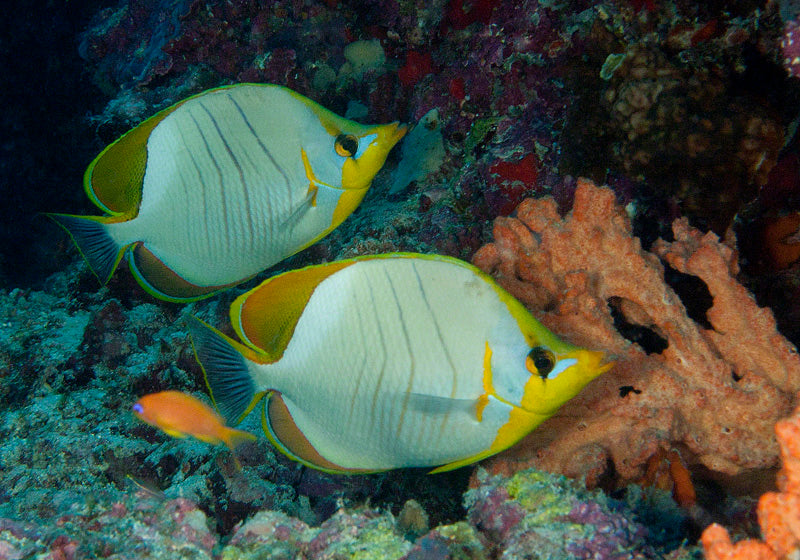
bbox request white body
[108,86,350,285]
[249,258,532,470]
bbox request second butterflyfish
[48,84,406,302]
[187,253,613,474]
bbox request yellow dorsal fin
[230,260,356,359]
[231,253,481,359]
[84,99,188,216]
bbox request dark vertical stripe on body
[227,92,294,240]
[411,262,461,438]
[383,267,416,440]
[188,110,230,246]
[347,288,371,427]
[199,99,255,250]
[175,124,212,245]
[365,275,390,435]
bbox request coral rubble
[702,400,800,559]
[472,178,800,484]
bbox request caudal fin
[223,426,257,451]
[47,213,124,283]
[185,314,257,425]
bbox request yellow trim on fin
[229,260,357,359]
[231,252,511,358]
[300,148,319,207]
[260,394,380,475]
[232,391,268,426]
[129,244,241,303]
[186,315,271,428]
[83,99,188,216]
[82,83,281,217]
[428,448,499,474]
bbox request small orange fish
[132,391,255,452]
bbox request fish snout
[564,348,614,380]
[381,121,408,147]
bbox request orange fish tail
[222,427,257,451]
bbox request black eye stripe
[335,134,359,157]
[527,346,555,379]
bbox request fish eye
[526,347,555,379]
[132,403,144,414]
[334,134,359,157]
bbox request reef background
[4,0,800,558]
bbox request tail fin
[185,314,257,425]
[47,213,124,284]
[222,426,257,451]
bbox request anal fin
[262,394,371,474]
[130,244,237,302]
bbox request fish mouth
[381,121,408,146]
[562,349,615,378]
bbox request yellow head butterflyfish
[186,253,613,474]
[48,84,406,302]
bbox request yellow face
[518,347,612,415]
[293,88,407,193]
[340,122,407,190]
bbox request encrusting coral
[472,178,800,485]
[702,401,800,559]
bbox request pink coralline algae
[464,468,663,559]
[782,20,800,78]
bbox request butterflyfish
[186,253,613,474]
[132,390,256,452]
[48,84,407,302]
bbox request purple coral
[782,19,800,78]
[566,501,649,559]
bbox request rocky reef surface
[0,268,697,557]
[5,0,800,557]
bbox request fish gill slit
[383,268,415,440]
[201,99,256,250]
[410,262,459,441]
[189,110,230,251]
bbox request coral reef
[8,0,800,557]
[0,459,693,558]
[464,467,686,558]
[560,2,799,234]
[472,178,800,484]
[702,400,800,559]
[0,265,697,556]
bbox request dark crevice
[619,385,642,398]
[663,264,713,330]
[608,297,669,355]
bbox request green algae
[505,469,573,521]
[436,522,486,560]
[336,514,410,560]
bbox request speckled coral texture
[472,178,800,484]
